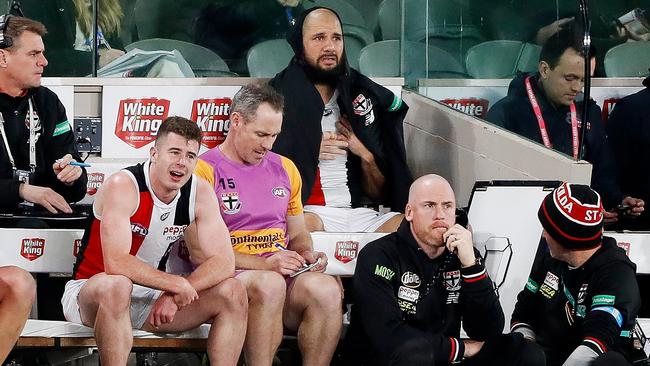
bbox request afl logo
[272,187,287,198]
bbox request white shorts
[304,205,400,232]
[61,278,162,329]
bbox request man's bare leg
[0,266,36,363]
[284,272,342,366]
[142,278,247,365]
[77,273,134,366]
[235,271,286,366]
[376,214,404,233]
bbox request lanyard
[525,76,579,160]
[0,97,38,172]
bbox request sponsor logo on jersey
[160,212,170,221]
[115,98,170,148]
[443,270,461,291]
[131,223,149,237]
[441,98,489,118]
[73,239,82,257]
[592,294,616,306]
[398,286,420,302]
[334,240,358,264]
[162,225,187,242]
[86,172,104,196]
[21,238,45,261]
[221,192,241,214]
[190,98,232,149]
[176,239,191,261]
[543,271,559,290]
[374,265,395,281]
[401,272,421,288]
[272,187,287,198]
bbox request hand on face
[442,224,476,267]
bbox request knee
[516,338,546,365]
[246,271,286,306]
[302,274,342,312]
[388,338,434,366]
[215,277,248,310]
[592,351,629,366]
[0,266,36,304]
[97,275,133,311]
[304,212,324,232]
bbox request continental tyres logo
[115,98,170,148]
[335,240,358,264]
[21,238,45,261]
[190,98,232,149]
[441,98,489,118]
[87,172,105,196]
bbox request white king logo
[335,240,359,264]
[21,238,45,261]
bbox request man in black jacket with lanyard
[346,174,544,365]
[0,15,87,215]
[511,183,641,366]
[270,7,412,233]
[486,26,643,224]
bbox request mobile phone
[615,204,631,215]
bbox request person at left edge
[0,15,87,214]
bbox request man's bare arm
[287,214,327,272]
[183,179,236,292]
[99,172,194,297]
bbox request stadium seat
[465,40,541,78]
[134,0,208,42]
[247,39,294,77]
[604,42,650,77]
[125,38,232,77]
[359,40,466,85]
[303,0,368,28]
[344,25,375,70]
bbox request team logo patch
[398,286,420,303]
[21,238,45,261]
[115,98,170,149]
[190,98,232,149]
[401,272,421,288]
[73,239,82,257]
[272,187,287,198]
[443,270,461,291]
[86,172,104,196]
[221,192,241,214]
[335,241,358,264]
[176,239,191,261]
[353,94,373,116]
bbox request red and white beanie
[538,182,604,250]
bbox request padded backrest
[359,40,465,84]
[125,38,229,73]
[247,39,294,77]
[604,41,650,77]
[465,40,541,78]
[344,25,375,70]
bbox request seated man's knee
[301,274,342,311]
[304,212,324,232]
[214,277,248,310]
[0,266,36,302]
[246,271,286,306]
[95,275,133,310]
[516,338,546,365]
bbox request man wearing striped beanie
[511,182,642,366]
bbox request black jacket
[606,77,650,229]
[269,7,412,211]
[346,219,505,365]
[486,72,622,209]
[511,237,640,366]
[0,86,87,210]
